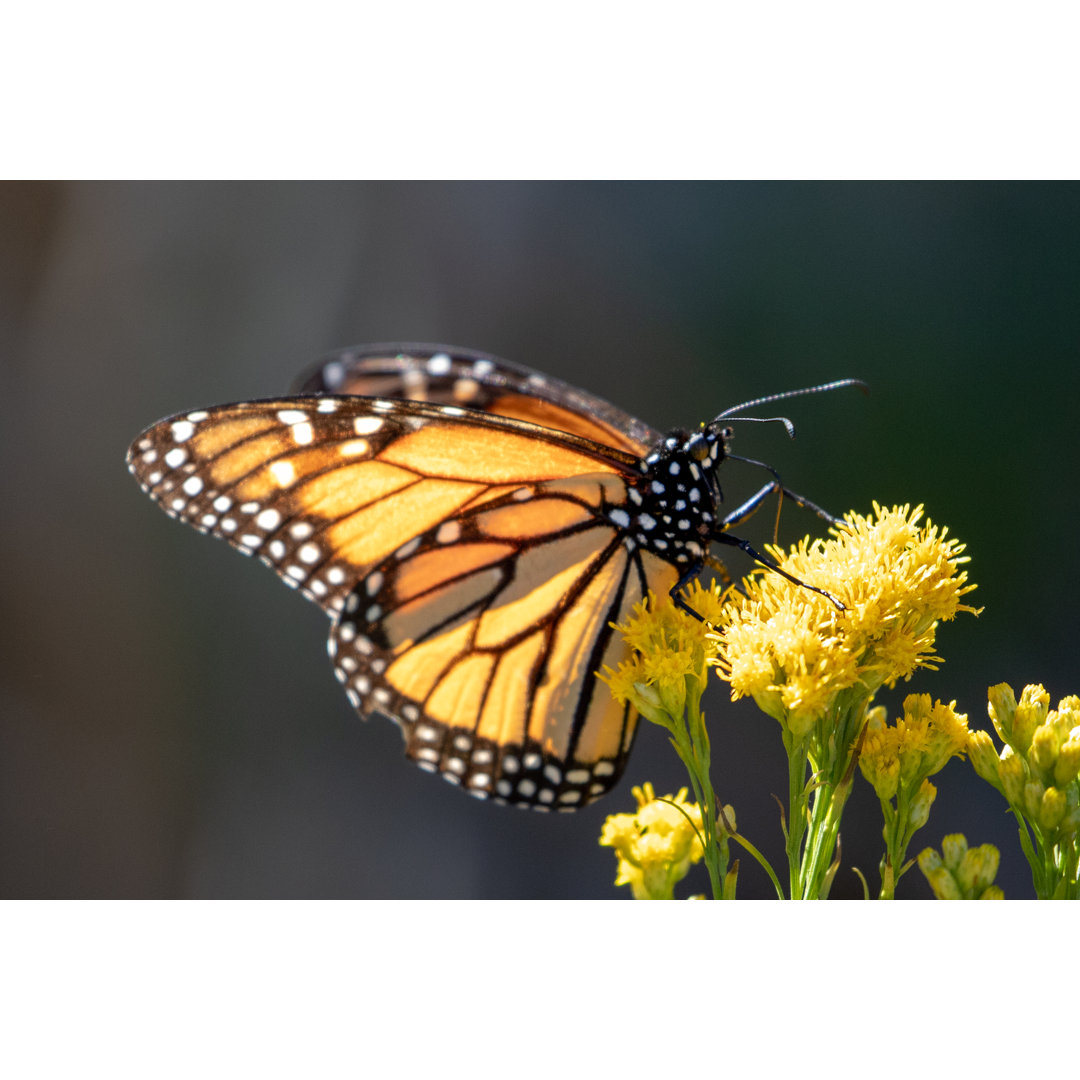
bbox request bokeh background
[3,181,1078,899]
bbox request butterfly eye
[684,431,712,462]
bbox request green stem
[800,778,839,898]
[784,731,810,899]
[799,748,861,899]
[668,727,721,899]
[666,682,729,900]
[878,798,901,900]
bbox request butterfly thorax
[614,425,727,567]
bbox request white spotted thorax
[617,426,725,565]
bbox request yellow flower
[711,503,978,742]
[860,695,968,802]
[988,683,1048,756]
[600,582,722,724]
[968,684,1080,843]
[599,783,717,900]
[917,835,1004,899]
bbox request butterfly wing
[294,342,662,457]
[127,396,677,808]
[332,472,677,809]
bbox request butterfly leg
[722,479,844,532]
[711,530,845,611]
[724,455,845,530]
[670,563,709,622]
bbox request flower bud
[967,730,1002,786]
[998,750,1027,805]
[631,681,674,728]
[1013,684,1050,753]
[987,683,1017,744]
[918,847,961,899]
[1037,785,1067,832]
[920,835,1001,899]
[1023,778,1046,822]
[940,833,968,871]
[1030,723,1061,776]
[1054,737,1080,787]
[1056,695,1080,722]
[957,842,999,896]
[656,672,687,720]
[909,779,937,831]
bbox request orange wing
[294,343,661,457]
[329,472,678,809]
[127,396,676,808]
[127,396,639,616]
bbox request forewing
[126,396,639,617]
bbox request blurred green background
[3,181,1078,898]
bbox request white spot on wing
[269,460,295,485]
[298,542,321,564]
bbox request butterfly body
[128,344,846,810]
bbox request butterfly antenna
[722,414,798,438]
[710,377,869,428]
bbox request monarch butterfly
[127,343,861,812]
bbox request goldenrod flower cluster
[712,503,978,739]
[600,581,724,724]
[968,684,1080,840]
[918,834,1004,899]
[860,694,970,805]
[599,783,716,900]
[858,694,972,897]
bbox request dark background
[3,181,1077,899]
